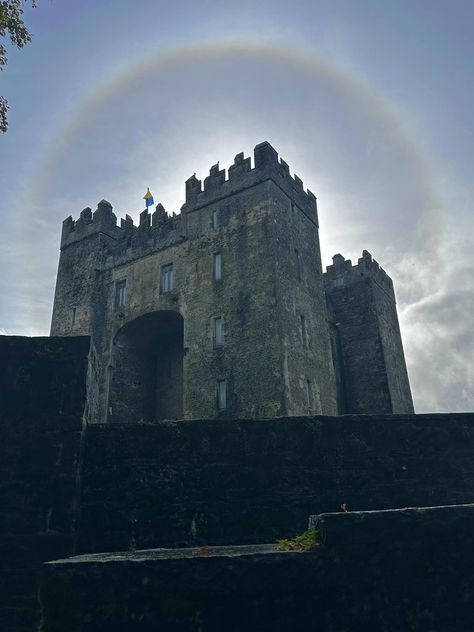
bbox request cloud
[1,46,472,412]
[396,207,474,412]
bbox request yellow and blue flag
[144,188,154,207]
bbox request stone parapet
[324,249,395,299]
[182,141,318,225]
[60,199,182,251]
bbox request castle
[50,141,413,423]
[3,142,474,632]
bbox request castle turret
[324,250,414,414]
[51,200,120,337]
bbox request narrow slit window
[212,209,219,229]
[214,316,223,347]
[213,252,222,281]
[217,379,227,410]
[294,248,301,280]
[71,307,77,327]
[300,314,307,346]
[307,380,314,414]
[161,263,174,292]
[115,280,126,309]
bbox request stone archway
[108,311,184,423]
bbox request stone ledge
[47,543,282,565]
[39,504,474,632]
[310,503,474,548]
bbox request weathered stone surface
[2,336,473,631]
[51,143,338,422]
[0,335,90,417]
[311,502,474,553]
[325,251,413,414]
[50,143,412,423]
[40,505,474,631]
[0,336,89,632]
[77,413,474,553]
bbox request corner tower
[324,250,414,414]
[50,200,120,337]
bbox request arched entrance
[108,311,184,423]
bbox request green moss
[277,528,319,551]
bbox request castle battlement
[51,141,413,421]
[324,250,395,299]
[60,198,182,251]
[60,142,318,251]
[182,142,318,225]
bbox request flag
[144,188,154,207]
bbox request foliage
[0,0,36,132]
[277,527,320,552]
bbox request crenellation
[61,215,75,240]
[51,141,412,421]
[60,200,122,248]
[92,199,117,227]
[109,214,184,270]
[120,214,134,230]
[228,152,251,180]
[279,158,290,175]
[182,142,317,223]
[307,189,316,201]
[293,174,304,189]
[185,174,202,204]
[139,209,151,230]
[76,207,92,230]
[152,203,168,227]
[60,199,181,253]
[254,140,279,167]
[203,163,226,192]
[357,250,394,296]
[325,250,394,298]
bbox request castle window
[300,314,307,347]
[307,380,314,414]
[213,252,222,281]
[212,209,219,229]
[115,280,126,309]
[71,307,76,327]
[161,263,174,293]
[295,248,301,280]
[214,316,223,347]
[217,379,227,410]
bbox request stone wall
[50,143,338,423]
[2,335,473,631]
[39,504,474,632]
[77,413,474,553]
[325,251,413,414]
[0,336,89,632]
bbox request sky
[0,0,473,413]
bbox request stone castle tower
[50,141,413,423]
